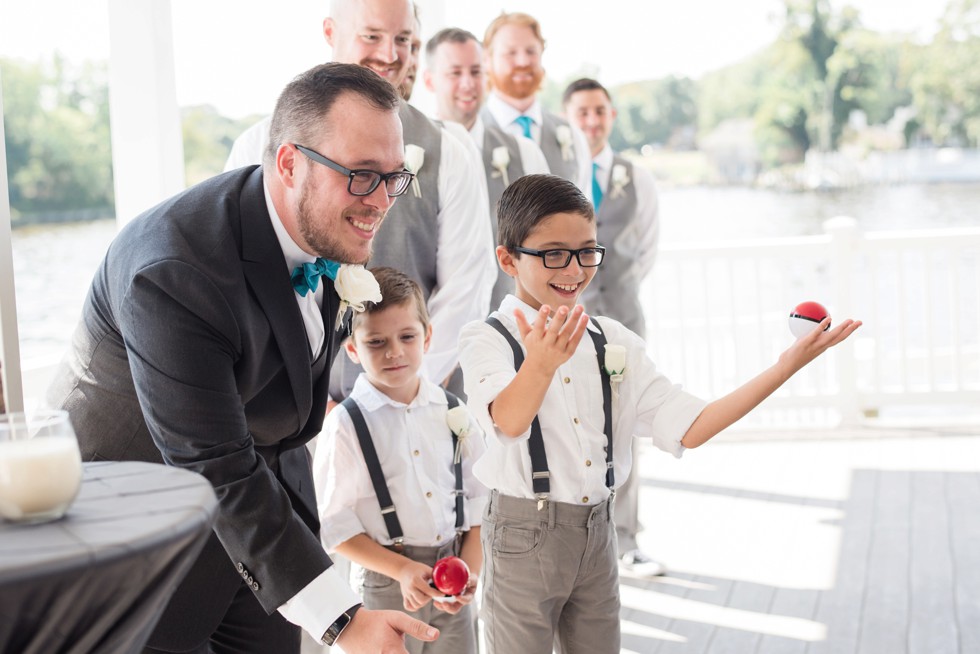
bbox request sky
[0,0,947,119]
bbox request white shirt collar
[263,180,317,274]
[594,144,614,170]
[498,294,601,334]
[486,93,543,130]
[351,373,448,412]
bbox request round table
[0,461,217,654]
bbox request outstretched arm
[681,317,862,449]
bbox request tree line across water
[3,0,979,224]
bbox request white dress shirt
[467,116,550,175]
[458,295,707,506]
[314,375,488,552]
[226,116,496,387]
[593,145,661,282]
[484,93,593,197]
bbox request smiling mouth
[550,282,581,294]
[350,217,377,233]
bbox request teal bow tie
[291,258,340,297]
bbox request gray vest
[329,101,443,399]
[580,155,645,335]
[481,107,579,185]
[482,124,526,308]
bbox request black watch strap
[321,603,362,646]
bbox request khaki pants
[480,491,620,654]
[358,541,478,654]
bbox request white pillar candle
[0,437,82,521]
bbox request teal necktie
[291,258,340,297]
[592,162,604,212]
[514,115,533,139]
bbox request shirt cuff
[651,389,708,458]
[277,567,362,642]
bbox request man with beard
[47,63,439,653]
[563,77,665,579]
[480,12,592,197]
[423,27,549,308]
[226,0,495,401]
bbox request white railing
[643,217,980,428]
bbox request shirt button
[585,459,592,467]
[582,496,589,503]
[564,377,571,384]
[573,417,580,424]
[414,450,420,456]
[426,491,433,498]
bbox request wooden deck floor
[619,425,980,654]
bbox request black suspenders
[485,315,615,507]
[341,391,465,550]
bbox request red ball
[432,556,470,596]
[788,301,830,338]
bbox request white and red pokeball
[789,301,830,339]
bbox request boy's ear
[422,323,433,354]
[344,337,360,364]
[496,245,518,277]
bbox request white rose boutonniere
[333,265,382,330]
[610,164,631,199]
[446,406,471,463]
[491,146,510,186]
[555,125,574,162]
[404,144,424,198]
[603,344,626,383]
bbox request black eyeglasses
[512,246,606,269]
[293,144,415,197]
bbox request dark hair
[425,27,479,65]
[264,62,400,166]
[351,266,430,335]
[497,174,594,249]
[561,78,611,106]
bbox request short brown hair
[483,12,545,55]
[562,78,612,106]
[264,62,400,167]
[350,266,430,335]
[497,174,594,250]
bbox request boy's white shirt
[458,295,707,506]
[314,374,488,552]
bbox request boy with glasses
[458,174,861,653]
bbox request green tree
[182,105,264,186]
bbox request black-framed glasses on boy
[293,144,415,197]
[512,246,606,269]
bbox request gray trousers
[614,438,642,553]
[358,541,477,654]
[480,491,621,654]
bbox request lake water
[9,182,980,364]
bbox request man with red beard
[226,0,495,402]
[480,12,592,198]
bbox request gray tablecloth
[0,461,217,654]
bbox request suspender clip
[536,494,548,511]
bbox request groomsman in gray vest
[480,12,592,199]
[225,0,495,400]
[423,27,549,308]
[563,77,665,577]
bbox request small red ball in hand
[431,556,470,596]
[789,301,830,339]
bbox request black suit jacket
[49,166,341,620]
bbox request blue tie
[592,162,604,212]
[514,115,533,139]
[291,258,340,297]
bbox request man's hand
[334,608,438,653]
[397,559,443,611]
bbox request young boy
[458,174,861,654]
[313,267,487,654]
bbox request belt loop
[547,498,557,529]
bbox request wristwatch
[321,603,362,646]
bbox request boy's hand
[779,316,862,374]
[433,572,478,614]
[515,304,590,375]
[397,559,443,611]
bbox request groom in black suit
[47,63,438,654]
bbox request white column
[825,216,861,425]
[107,0,185,226]
[0,71,25,413]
